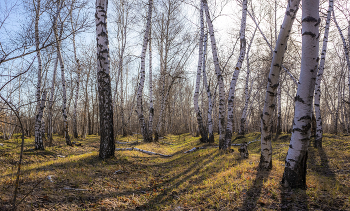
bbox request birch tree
[47,57,58,146]
[53,0,72,146]
[137,0,152,142]
[33,0,45,150]
[148,21,154,139]
[239,26,257,135]
[96,0,115,159]
[282,0,320,188]
[71,2,82,139]
[314,0,333,148]
[259,0,301,170]
[203,0,226,146]
[223,0,248,150]
[194,2,207,143]
[35,91,47,150]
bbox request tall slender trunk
[259,0,300,170]
[223,0,248,149]
[148,22,154,140]
[240,26,257,135]
[314,0,332,148]
[34,0,45,150]
[71,13,81,139]
[202,33,214,143]
[137,0,152,142]
[96,0,115,159]
[35,91,47,150]
[53,2,72,146]
[203,0,226,145]
[282,0,320,188]
[194,2,207,143]
[47,57,58,146]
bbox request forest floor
[0,132,349,210]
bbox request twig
[115,147,172,157]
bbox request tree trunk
[194,2,207,143]
[202,33,214,143]
[282,0,320,189]
[203,0,226,146]
[96,0,115,159]
[47,57,58,146]
[148,22,154,140]
[223,0,248,149]
[34,0,45,150]
[240,26,257,135]
[137,0,152,142]
[35,91,47,150]
[259,0,300,170]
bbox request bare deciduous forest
[1,0,350,210]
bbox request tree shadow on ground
[240,168,271,210]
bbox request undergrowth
[0,132,349,210]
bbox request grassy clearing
[0,132,349,210]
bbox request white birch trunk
[202,33,214,143]
[137,0,152,142]
[239,26,256,135]
[259,0,300,170]
[148,23,154,139]
[48,56,58,146]
[96,0,115,159]
[314,0,333,148]
[223,0,248,149]
[53,1,72,146]
[71,16,81,139]
[282,0,320,188]
[34,0,44,150]
[203,0,226,145]
[194,2,207,143]
[35,91,47,150]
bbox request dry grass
[0,132,349,210]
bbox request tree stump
[238,142,249,159]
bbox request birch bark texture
[239,26,257,135]
[259,0,300,170]
[223,0,247,149]
[202,33,214,143]
[53,1,72,146]
[35,91,47,150]
[282,0,320,189]
[137,0,152,142]
[96,0,115,159]
[148,22,154,138]
[194,2,207,143]
[203,0,226,146]
[34,0,45,150]
[314,0,333,148]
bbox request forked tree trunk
[259,0,300,170]
[203,0,226,146]
[223,0,248,149]
[35,91,47,150]
[96,0,115,159]
[202,33,214,143]
[314,0,332,148]
[194,2,208,143]
[239,26,257,135]
[282,0,320,189]
[137,0,152,142]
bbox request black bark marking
[302,32,316,37]
[302,16,318,23]
[294,95,304,103]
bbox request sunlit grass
[0,132,349,210]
